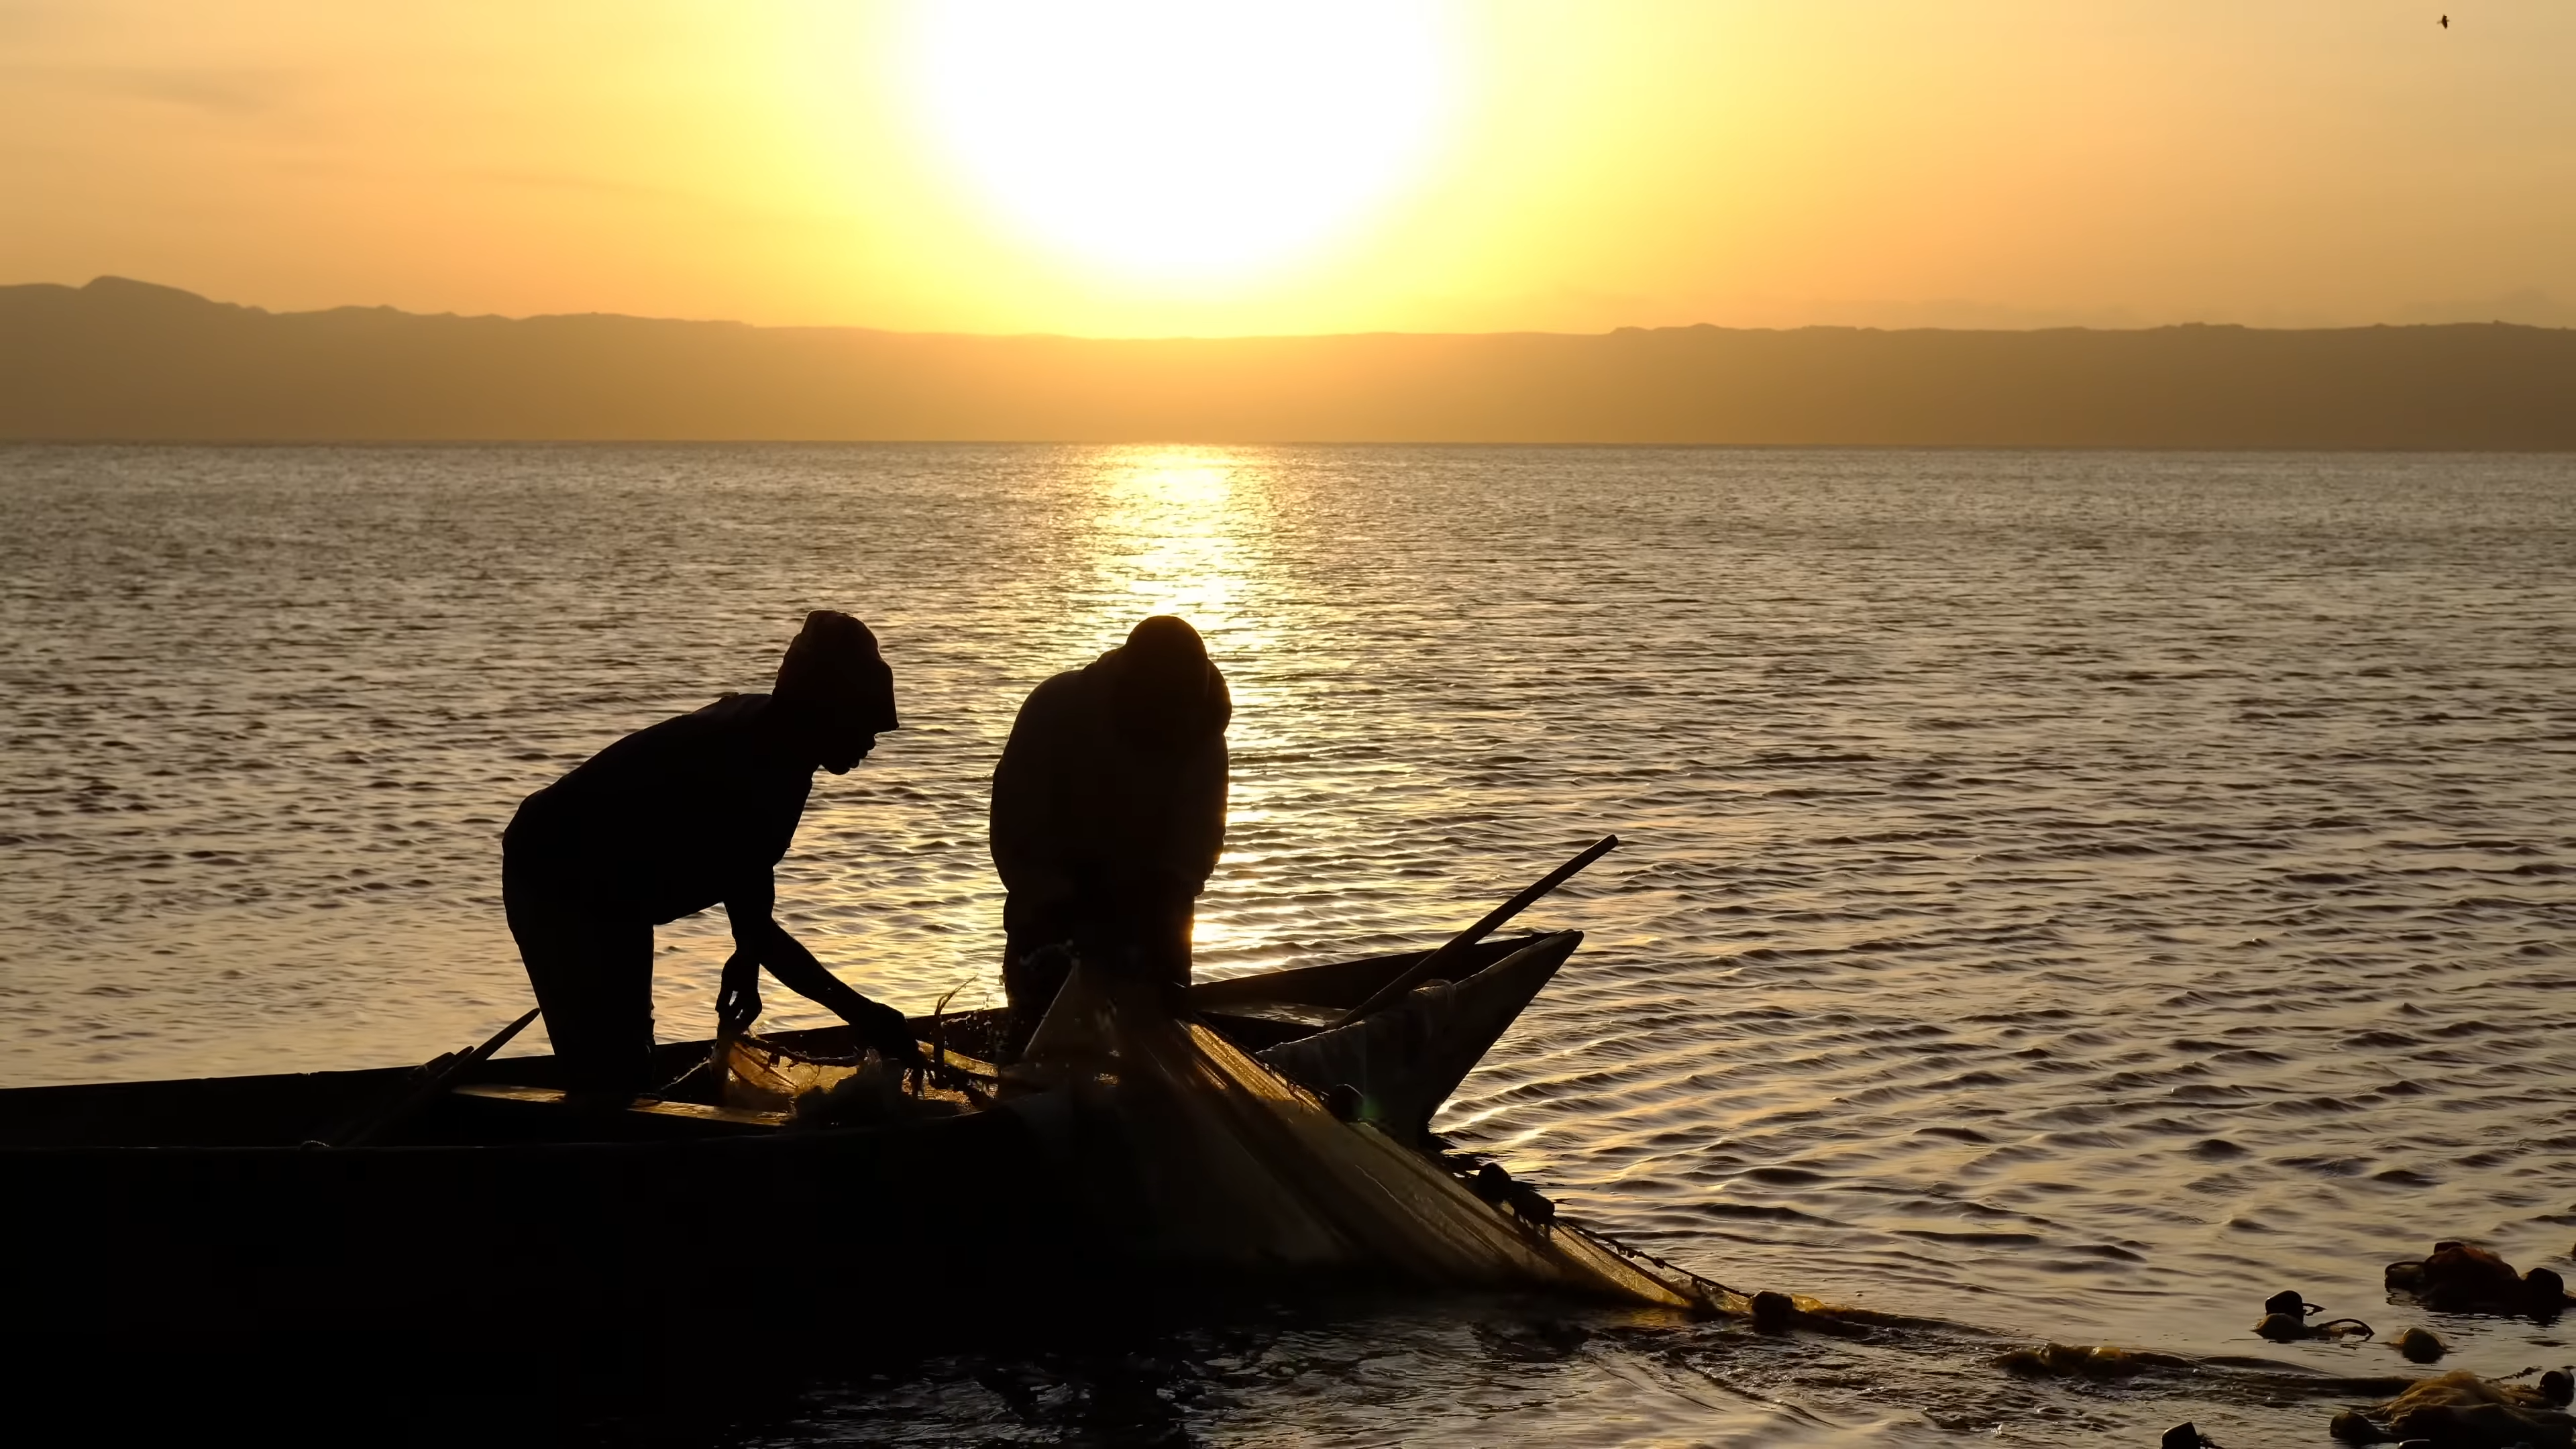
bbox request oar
[337,1006,541,1147]
[1328,834,1621,1029]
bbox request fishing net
[718,1031,856,1112]
[1006,962,1728,1310]
[716,1032,975,1125]
[698,967,1728,1311]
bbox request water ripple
[5,443,2575,1444]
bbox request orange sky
[4,1,2572,335]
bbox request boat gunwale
[0,930,1573,1154]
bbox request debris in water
[1751,1291,1796,1334]
[2258,1311,2373,1343]
[2267,1289,2324,1319]
[2327,1368,2576,1445]
[2390,1327,2446,1363]
[2385,1241,2575,1316]
[1996,1342,2146,1379]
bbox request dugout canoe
[0,931,1582,1343]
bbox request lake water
[3,444,2573,1444]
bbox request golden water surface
[3,443,2572,1444]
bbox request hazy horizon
[22,272,2576,340]
[17,268,2570,339]
[11,273,2575,447]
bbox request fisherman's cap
[775,610,899,731]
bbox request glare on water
[3,443,2573,1445]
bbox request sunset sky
[4,0,2572,335]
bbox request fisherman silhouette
[990,615,1230,1060]
[502,610,918,1097]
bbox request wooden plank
[450,1082,788,1129]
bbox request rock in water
[2391,1327,2445,1363]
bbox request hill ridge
[5,278,2571,447]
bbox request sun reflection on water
[1073,447,1280,704]
[1073,447,1282,961]
[1086,449,1243,627]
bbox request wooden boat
[0,932,1584,1345]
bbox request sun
[898,1,1460,284]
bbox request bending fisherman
[990,615,1230,1057]
[502,610,920,1096]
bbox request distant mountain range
[4,276,2572,447]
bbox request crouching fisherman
[990,615,1230,1059]
[502,610,920,1097]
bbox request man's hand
[715,949,763,1032]
[723,901,918,1066]
[843,996,924,1069]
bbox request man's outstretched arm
[724,877,920,1063]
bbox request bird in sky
[2440,14,2449,26]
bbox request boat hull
[0,932,1585,1340]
